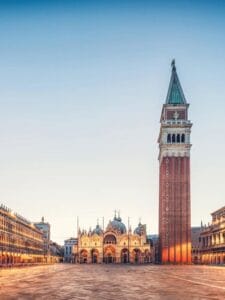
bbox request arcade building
[73,213,152,264]
[200,206,225,265]
[0,204,45,266]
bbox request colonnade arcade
[79,246,151,264]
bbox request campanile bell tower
[158,60,192,264]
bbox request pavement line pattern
[169,275,225,290]
[1,265,225,299]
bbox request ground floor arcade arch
[91,249,99,263]
[103,245,116,263]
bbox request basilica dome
[92,224,103,235]
[134,222,146,236]
[106,215,127,234]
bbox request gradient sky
[0,0,225,244]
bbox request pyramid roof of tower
[166,60,186,105]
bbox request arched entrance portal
[80,249,88,263]
[132,248,141,263]
[104,245,116,263]
[91,249,99,263]
[121,248,129,263]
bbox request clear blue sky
[0,0,225,244]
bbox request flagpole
[128,217,130,263]
[102,217,104,264]
[77,216,79,264]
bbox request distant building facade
[49,241,64,262]
[0,204,44,266]
[71,213,152,264]
[191,227,202,264]
[148,234,159,263]
[34,217,50,257]
[64,238,78,263]
[158,61,192,264]
[200,206,225,265]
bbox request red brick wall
[159,156,191,264]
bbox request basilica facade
[75,213,152,264]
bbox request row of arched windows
[167,133,185,144]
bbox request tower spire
[166,60,186,105]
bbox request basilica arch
[104,245,116,263]
[103,233,117,245]
[80,249,88,263]
[121,248,129,263]
[91,249,99,263]
[132,248,141,263]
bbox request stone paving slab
[0,264,225,299]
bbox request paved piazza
[1,264,225,299]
